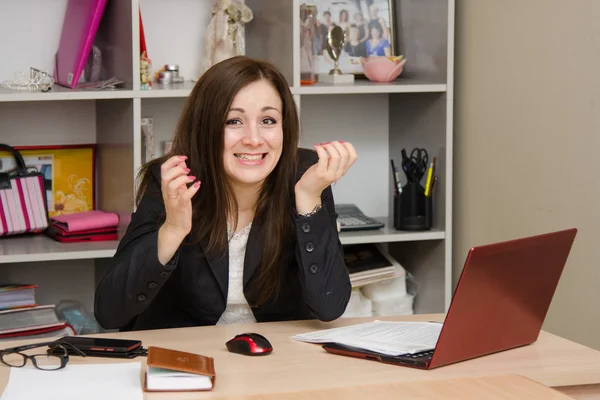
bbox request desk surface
[234,374,575,400]
[1,314,599,399]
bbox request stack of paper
[291,320,443,356]
[0,362,143,400]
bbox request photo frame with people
[309,0,396,76]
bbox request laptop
[322,228,578,369]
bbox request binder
[54,0,108,88]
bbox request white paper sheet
[0,362,142,400]
[291,320,443,356]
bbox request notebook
[144,346,216,392]
[54,0,108,88]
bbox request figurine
[140,51,152,90]
[203,0,253,74]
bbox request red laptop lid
[429,228,577,369]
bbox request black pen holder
[393,182,432,231]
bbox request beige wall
[454,0,600,349]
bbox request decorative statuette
[202,0,254,76]
[318,26,354,84]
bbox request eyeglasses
[0,341,86,371]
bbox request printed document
[0,362,142,400]
[291,320,443,355]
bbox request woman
[366,21,391,57]
[344,24,367,58]
[94,56,358,331]
[353,12,369,44]
[338,9,350,33]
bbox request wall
[454,0,600,349]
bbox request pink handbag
[0,144,50,236]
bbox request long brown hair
[135,56,299,305]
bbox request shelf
[0,217,444,263]
[0,86,135,102]
[134,80,446,99]
[293,79,447,95]
[0,235,117,264]
[137,81,197,99]
[339,217,445,245]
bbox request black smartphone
[48,336,145,358]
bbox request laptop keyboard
[398,350,434,360]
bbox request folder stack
[45,210,119,243]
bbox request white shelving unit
[0,0,454,315]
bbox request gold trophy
[318,26,355,84]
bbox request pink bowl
[360,56,407,82]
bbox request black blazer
[94,148,352,331]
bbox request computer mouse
[225,332,273,356]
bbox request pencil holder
[393,182,432,231]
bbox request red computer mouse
[225,332,273,356]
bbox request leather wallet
[144,346,216,392]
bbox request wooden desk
[234,374,575,400]
[1,314,599,399]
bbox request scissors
[401,148,429,182]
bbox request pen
[430,176,438,194]
[390,159,401,196]
[424,162,432,196]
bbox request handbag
[0,144,50,236]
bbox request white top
[216,222,257,325]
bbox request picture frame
[309,0,396,76]
[0,144,96,217]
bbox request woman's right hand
[160,155,201,239]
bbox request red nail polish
[183,167,190,173]
[178,155,187,160]
[188,175,196,180]
[314,143,319,147]
[339,140,345,143]
[194,181,201,188]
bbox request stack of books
[343,243,402,287]
[0,284,75,341]
[45,210,119,243]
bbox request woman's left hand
[295,141,358,213]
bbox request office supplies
[54,0,108,88]
[343,243,397,287]
[0,362,142,400]
[226,333,273,356]
[336,204,385,231]
[316,228,577,369]
[401,147,429,183]
[293,320,442,355]
[393,181,431,231]
[50,210,119,232]
[45,225,118,243]
[390,159,401,195]
[46,209,119,243]
[144,346,215,392]
[425,157,437,196]
[424,162,433,195]
[430,176,438,194]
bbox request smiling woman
[94,56,358,332]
